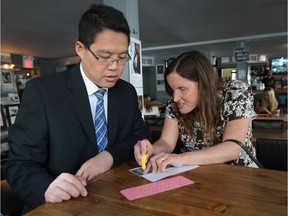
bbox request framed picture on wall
[156,64,164,74]
[4,104,20,126]
[156,64,165,91]
[129,37,143,88]
[1,70,15,91]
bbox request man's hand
[76,151,113,181]
[45,173,88,203]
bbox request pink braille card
[120,176,194,201]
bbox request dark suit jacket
[5,64,149,212]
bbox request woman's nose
[173,92,180,102]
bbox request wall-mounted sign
[234,47,249,62]
[23,55,34,68]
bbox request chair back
[256,138,287,171]
[252,120,284,129]
[1,180,24,215]
[144,116,164,126]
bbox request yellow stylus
[141,154,148,170]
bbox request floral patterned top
[165,80,257,166]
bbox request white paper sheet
[142,165,199,182]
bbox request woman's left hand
[146,152,183,173]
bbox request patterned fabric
[165,80,257,166]
[95,89,108,152]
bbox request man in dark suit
[5,4,149,213]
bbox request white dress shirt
[79,63,108,122]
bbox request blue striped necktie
[95,89,108,152]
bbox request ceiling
[1,0,287,63]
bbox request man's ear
[75,41,85,59]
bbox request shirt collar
[79,62,108,96]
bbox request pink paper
[120,176,194,201]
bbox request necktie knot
[95,89,106,99]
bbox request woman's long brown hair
[164,51,219,143]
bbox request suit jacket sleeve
[5,79,56,209]
[106,79,149,166]
[5,66,99,210]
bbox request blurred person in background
[255,87,279,115]
[142,95,161,117]
[261,70,275,89]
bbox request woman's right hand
[134,139,154,166]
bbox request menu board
[234,47,249,61]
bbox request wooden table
[26,161,287,216]
[255,114,288,122]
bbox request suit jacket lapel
[107,85,121,145]
[66,65,97,147]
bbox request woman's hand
[134,139,154,167]
[147,152,183,173]
[259,107,272,115]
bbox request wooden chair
[144,115,164,126]
[1,179,24,216]
[256,138,287,171]
[278,94,287,114]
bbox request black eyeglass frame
[87,47,131,65]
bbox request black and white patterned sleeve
[223,80,257,121]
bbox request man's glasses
[87,47,131,65]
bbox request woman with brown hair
[134,51,258,172]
